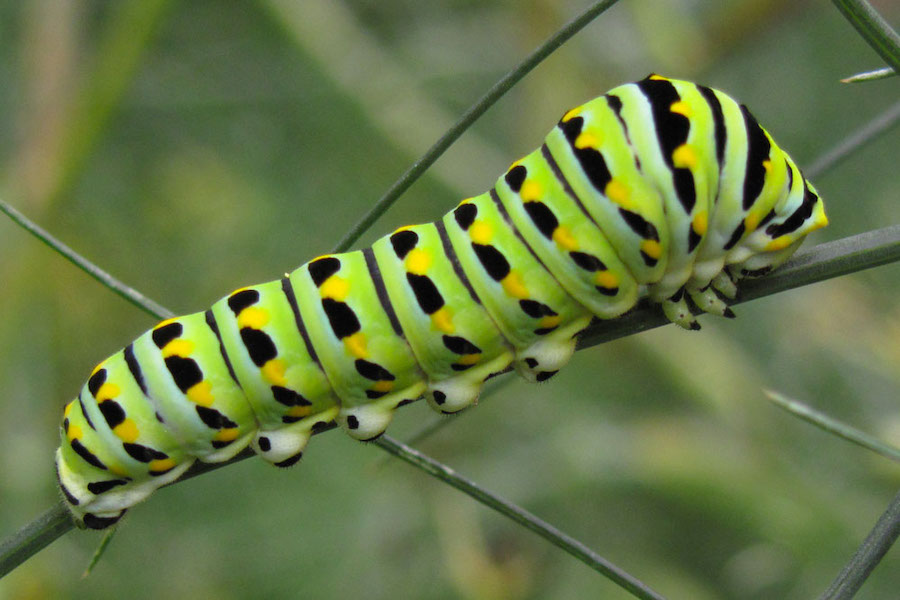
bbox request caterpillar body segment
[371,224,516,414]
[55,76,827,529]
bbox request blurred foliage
[0,0,898,598]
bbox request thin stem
[841,66,896,82]
[82,527,117,578]
[765,391,900,463]
[831,0,900,72]
[330,0,622,253]
[0,198,174,321]
[805,99,900,180]
[0,504,73,579]
[819,488,900,599]
[373,435,666,600]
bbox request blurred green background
[1,0,898,598]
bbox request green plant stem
[842,66,896,82]
[819,488,900,600]
[330,0,622,253]
[0,504,73,579]
[373,435,666,600]
[0,198,174,321]
[805,99,900,180]
[2,227,896,579]
[765,391,900,463]
[831,0,900,72]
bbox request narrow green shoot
[842,66,896,82]
[82,527,117,578]
[0,198,173,321]
[765,391,900,463]
[330,0,622,253]
[831,0,900,72]
[819,488,900,600]
[0,504,73,579]
[805,100,900,179]
[373,435,667,600]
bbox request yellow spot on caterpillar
[214,428,240,443]
[109,464,129,477]
[766,236,792,251]
[669,100,692,117]
[763,159,773,172]
[237,306,269,329]
[149,458,176,473]
[286,405,312,418]
[113,419,139,443]
[672,144,697,169]
[64,401,74,418]
[430,307,455,334]
[641,239,663,260]
[594,271,619,289]
[186,381,214,407]
[604,179,630,207]
[562,106,582,122]
[96,383,121,402]
[162,339,193,358]
[469,220,493,244]
[372,380,393,393]
[519,180,542,201]
[67,423,82,441]
[320,275,349,301]
[406,248,431,275]
[574,132,600,149]
[261,359,287,386]
[343,332,368,359]
[500,272,528,299]
[649,74,667,81]
[552,226,578,251]
[744,212,761,232]
[457,353,481,366]
[539,315,561,329]
[90,362,105,376]
[692,210,708,236]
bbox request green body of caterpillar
[56,75,828,529]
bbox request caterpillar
[56,75,828,530]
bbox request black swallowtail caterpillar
[56,75,828,529]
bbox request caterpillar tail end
[55,447,193,530]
